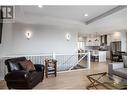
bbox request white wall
[9,23,78,55]
[78,37,85,50]
[0,23,13,79]
[111,32,121,42]
[121,31,127,52]
[0,23,78,79]
[0,23,13,57]
[110,31,127,52]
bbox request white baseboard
[0,77,4,80]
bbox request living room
[0,5,127,90]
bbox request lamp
[88,34,92,42]
[65,33,71,41]
[88,40,91,42]
[95,39,98,41]
[25,30,32,40]
[95,32,99,42]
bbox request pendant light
[88,40,91,42]
[88,34,92,42]
[95,32,99,42]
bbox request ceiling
[15,5,127,36]
[19,5,116,22]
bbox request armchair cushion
[114,68,127,79]
[5,70,30,80]
[109,62,124,70]
[34,64,44,72]
[108,62,124,76]
[108,62,127,79]
[29,71,42,82]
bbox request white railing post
[87,51,91,69]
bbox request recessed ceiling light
[38,5,43,8]
[84,13,88,17]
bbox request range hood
[99,35,108,51]
[100,35,107,45]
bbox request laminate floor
[0,61,109,89]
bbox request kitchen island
[99,51,107,62]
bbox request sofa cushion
[29,71,41,81]
[114,68,127,79]
[122,55,127,68]
[19,60,35,72]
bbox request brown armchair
[4,57,44,89]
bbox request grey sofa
[108,62,127,79]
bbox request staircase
[69,52,90,70]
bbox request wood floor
[0,62,108,89]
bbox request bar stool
[92,50,99,62]
[45,59,57,78]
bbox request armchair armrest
[108,62,124,76]
[109,62,124,70]
[34,64,44,72]
[5,70,30,81]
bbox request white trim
[2,53,87,58]
[0,77,4,80]
[1,53,80,58]
[58,68,89,74]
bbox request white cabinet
[107,35,111,46]
[99,51,106,62]
[85,37,100,46]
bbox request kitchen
[78,32,123,63]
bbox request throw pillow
[122,55,127,68]
[19,60,27,70]
[19,60,35,72]
[9,61,21,71]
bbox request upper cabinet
[85,35,110,46]
[100,35,107,45]
[85,37,100,46]
[107,35,111,46]
[83,32,122,47]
